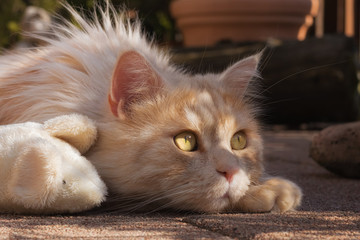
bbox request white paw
[235,177,302,213]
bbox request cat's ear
[220,53,261,95]
[108,51,163,119]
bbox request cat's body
[0,4,301,213]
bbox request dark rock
[310,122,360,178]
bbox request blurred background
[0,0,359,128]
[0,0,174,48]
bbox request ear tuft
[108,51,163,119]
[220,53,261,96]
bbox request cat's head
[94,51,264,213]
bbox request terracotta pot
[170,0,319,47]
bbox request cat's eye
[231,131,247,150]
[174,131,197,152]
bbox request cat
[0,3,302,213]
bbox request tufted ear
[108,51,163,119]
[220,53,261,96]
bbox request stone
[310,122,360,178]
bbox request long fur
[0,3,170,123]
[0,2,302,213]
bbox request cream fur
[0,114,107,214]
[0,3,301,213]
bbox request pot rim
[171,0,316,18]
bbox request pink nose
[217,168,239,183]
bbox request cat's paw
[234,177,302,213]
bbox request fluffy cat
[0,3,301,213]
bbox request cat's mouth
[222,191,230,199]
[217,186,235,208]
[218,172,251,206]
[220,188,238,205]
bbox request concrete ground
[0,131,359,239]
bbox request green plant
[0,0,60,50]
[0,0,175,50]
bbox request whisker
[198,46,208,73]
[261,97,300,107]
[258,47,274,73]
[260,59,352,95]
[92,184,198,214]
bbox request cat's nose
[217,168,239,183]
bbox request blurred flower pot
[170,0,319,47]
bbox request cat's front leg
[234,177,302,213]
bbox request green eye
[174,131,197,152]
[231,131,247,150]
